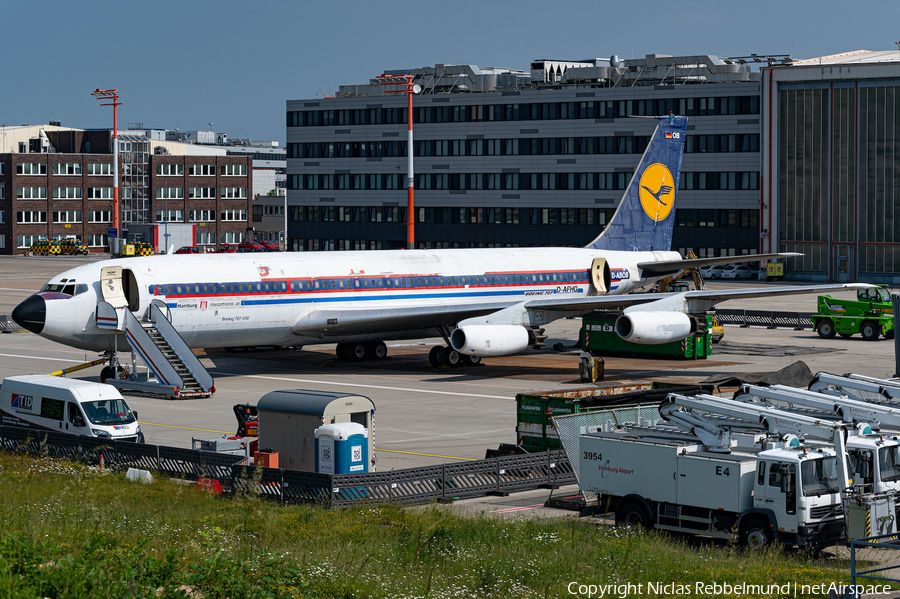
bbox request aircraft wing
[637,252,802,274]
[290,283,872,337]
[524,283,872,313]
[290,302,508,337]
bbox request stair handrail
[123,308,184,389]
[149,303,214,392]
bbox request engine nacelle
[614,311,693,345]
[450,325,530,357]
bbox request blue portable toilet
[315,422,368,474]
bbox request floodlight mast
[376,75,420,249]
[91,89,122,236]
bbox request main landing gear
[335,341,388,362]
[428,345,481,368]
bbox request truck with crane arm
[577,393,897,548]
[809,372,900,406]
[730,384,900,498]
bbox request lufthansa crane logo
[638,163,675,222]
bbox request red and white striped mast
[376,75,421,249]
[91,89,122,236]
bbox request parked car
[259,241,280,252]
[174,246,202,254]
[699,264,729,280]
[215,244,239,253]
[59,239,89,255]
[238,241,266,252]
[720,264,757,280]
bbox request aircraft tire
[350,343,368,360]
[428,345,444,368]
[336,343,350,361]
[462,355,482,367]
[370,341,388,359]
[444,347,462,367]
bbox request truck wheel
[861,321,880,341]
[816,320,836,339]
[740,518,773,549]
[614,501,651,529]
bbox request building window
[86,163,113,176]
[156,164,184,176]
[17,163,47,175]
[89,211,111,223]
[221,231,248,243]
[221,187,248,199]
[156,210,183,222]
[220,209,248,222]
[52,163,82,175]
[88,234,108,247]
[189,209,216,222]
[18,235,46,248]
[17,211,48,224]
[53,211,82,223]
[188,187,216,199]
[188,164,216,176]
[87,187,113,199]
[196,232,215,245]
[0,163,4,175]
[0,188,4,200]
[0,210,4,223]
[53,187,82,199]
[220,164,247,176]
[16,187,48,200]
[156,187,184,200]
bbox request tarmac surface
[1,253,898,517]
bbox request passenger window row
[151,271,589,296]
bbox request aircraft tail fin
[585,114,687,252]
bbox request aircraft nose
[12,295,46,334]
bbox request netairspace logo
[566,581,895,598]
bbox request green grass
[0,452,883,598]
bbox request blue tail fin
[586,115,687,252]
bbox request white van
[0,375,144,442]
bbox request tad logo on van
[12,394,34,412]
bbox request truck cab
[751,446,844,547]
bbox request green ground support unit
[810,285,895,341]
[580,312,713,359]
[516,382,700,452]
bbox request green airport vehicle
[811,285,895,341]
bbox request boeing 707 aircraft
[12,115,866,376]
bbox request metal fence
[0,424,573,507]
[715,309,814,330]
[850,533,900,589]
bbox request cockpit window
[41,282,80,296]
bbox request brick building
[0,125,252,254]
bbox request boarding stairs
[137,313,209,397]
[96,297,214,398]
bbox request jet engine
[450,325,530,357]
[614,311,694,345]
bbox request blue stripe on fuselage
[163,286,586,308]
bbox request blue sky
[5,0,897,144]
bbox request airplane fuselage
[29,247,679,352]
